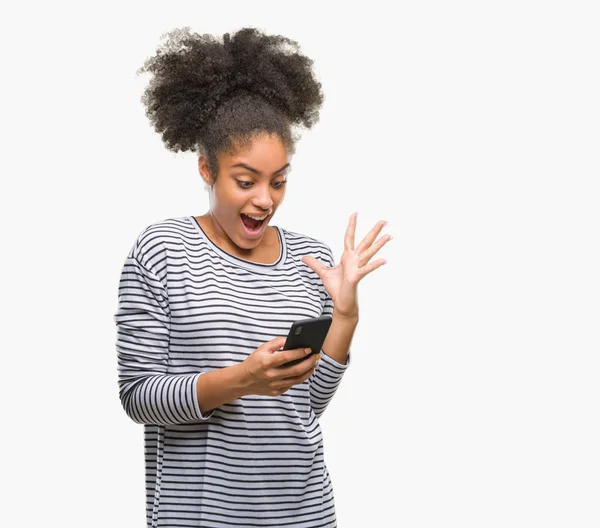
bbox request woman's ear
[198,155,215,186]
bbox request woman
[114,27,391,528]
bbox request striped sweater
[113,216,351,528]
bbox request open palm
[301,213,392,317]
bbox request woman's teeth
[244,214,267,221]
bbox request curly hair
[137,26,324,180]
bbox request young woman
[114,27,391,528]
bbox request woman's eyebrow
[230,162,290,176]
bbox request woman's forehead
[220,136,290,170]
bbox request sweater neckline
[188,216,287,272]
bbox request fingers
[344,212,358,251]
[358,232,392,268]
[271,346,312,368]
[267,336,288,352]
[356,219,388,254]
[302,255,327,278]
[279,353,320,380]
[248,340,322,397]
[275,354,321,391]
[358,258,387,278]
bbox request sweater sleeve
[114,253,215,425]
[309,244,352,419]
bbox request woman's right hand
[240,336,321,397]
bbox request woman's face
[199,133,290,251]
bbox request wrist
[196,363,251,414]
[333,309,359,322]
[231,362,252,398]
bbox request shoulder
[130,216,194,268]
[279,227,335,266]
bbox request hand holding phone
[280,315,332,368]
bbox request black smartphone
[280,315,332,368]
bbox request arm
[305,215,390,418]
[308,245,354,418]
[321,311,358,366]
[195,363,249,415]
[114,254,223,425]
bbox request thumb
[301,255,328,278]
[264,336,287,354]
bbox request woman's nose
[252,185,274,210]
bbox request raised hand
[301,213,392,318]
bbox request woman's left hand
[301,213,392,318]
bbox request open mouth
[240,213,267,234]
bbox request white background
[1,1,598,527]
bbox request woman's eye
[236,180,287,189]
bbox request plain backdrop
[1,1,599,527]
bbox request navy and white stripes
[114,216,351,527]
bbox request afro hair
[137,26,324,179]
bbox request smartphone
[280,315,332,368]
